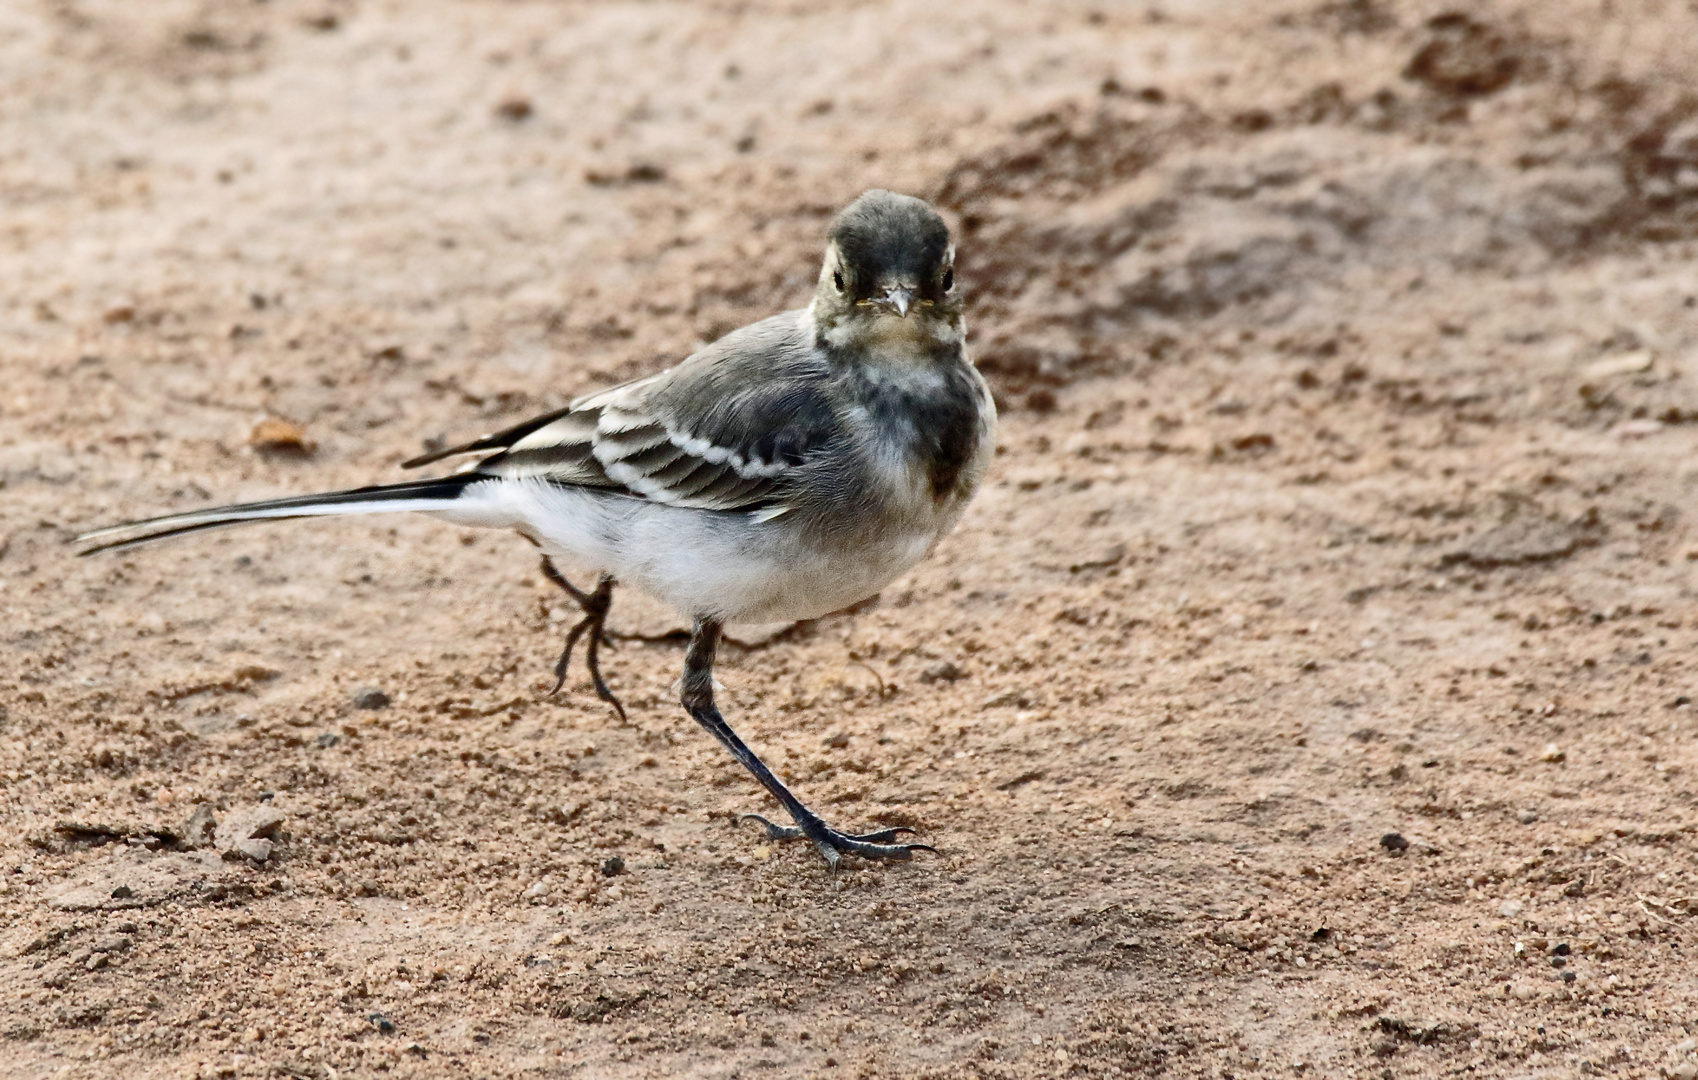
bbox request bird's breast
[844,359,995,530]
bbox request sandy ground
[5,0,1698,1076]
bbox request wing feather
[687,468,773,505]
[657,461,737,501]
[507,410,601,452]
[644,453,717,488]
[616,440,688,473]
[410,311,836,514]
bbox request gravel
[352,687,392,710]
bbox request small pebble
[352,687,391,710]
[249,417,314,457]
[1583,350,1653,380]
[368,1012,396,1035]
[1613,418,1664,440]
[316,733,341,749]
[1540,744,1566,763]
[1518,810,1538,824]
[182,803,218,849]
[495,95,533,121]
[919,661,964,684]
[601,856,625,878]
[1500,899,1525,918]
[1378,832,1409,853]
[523,882,550,900]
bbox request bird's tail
[74,475,485,555]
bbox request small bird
[78,189,997,868]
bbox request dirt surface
[5,1,1698,1077]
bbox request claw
[844,826,919,844]
[540,559,625,720]
[583,609,626,723]
[738,813,936,867]
[551,614,593,695]
[739,813,801,840]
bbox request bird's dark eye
[942,268,954,292]
[833,270,845,293]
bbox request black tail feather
[76,475,482,555]
[401,407,575,469]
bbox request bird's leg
[539,557,625,722]
[681,619,934,870]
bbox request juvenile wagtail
[79,189,998,868]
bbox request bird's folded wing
[398,375,665,469]
[423,313,839,514]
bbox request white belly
[625,511,935,623]
[437,479,946,624]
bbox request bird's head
[811,189,960,349]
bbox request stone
[919,661,965,684]
[352,687,391,710]
[182,803,218,849]
[215,806,286,863]
[1442,516,1601,570]
[1582,350,1653,381]
[234,838,273,862]
[49,850,225,911]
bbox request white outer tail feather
[74,476,485,554]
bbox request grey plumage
[78,189,996,869]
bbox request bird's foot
[739,813,937,869]
[540,560,625,721]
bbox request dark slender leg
[682,619,935,869]
[540,557,625,722]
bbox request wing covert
[412,312,840,514]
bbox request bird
[77,189,998,869]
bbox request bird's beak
[882,285,914,318]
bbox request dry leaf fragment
[249,417,314,457]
